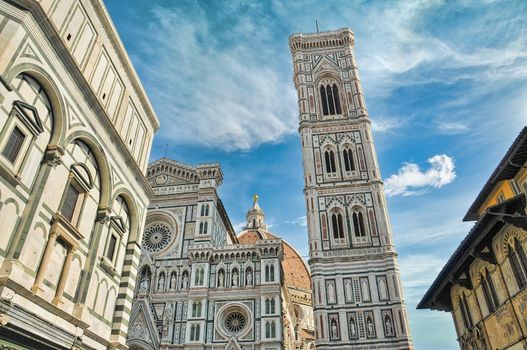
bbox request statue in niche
[170,273,176,290]
[158,274,165,291]
[246,269,253,286]
[232,270,239,287]
[140,276,149,291]
[331,319,338,339]
[367,317,374,336]
[182,273,189,289]
[349,318,357,338]
[385,316,393,336]
[218,270,225,288]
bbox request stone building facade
[127,158,314,350]
[0,0,159,349]
[289,28,413,349]
[419,127,527,350]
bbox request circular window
[216,303,252,339]
[142,223,173,253]
[225,312,246,334]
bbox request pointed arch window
[265,263,275,282]
[343,149,356,172]
[509,238,527,289]
[459,293,473,330]
[190,324,201,341]
[480,269,499,313]
[324,150,337,173]
[331,213,344,239]
[265,320,277,338]
[192,301,202,317]
[265,297,276,314]
[320,83,342,116]
[352,211,367,237]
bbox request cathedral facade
[289,29,413,349]
[127,158,314,350]
[0,0,159,349]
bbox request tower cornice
[289,28,355,54]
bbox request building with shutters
[0,0,159,349]
[126,158,315,350]
[418,127,527,350]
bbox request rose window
[224,312,246,334]
[142,223,173,253]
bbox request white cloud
[132,5,297,151]
[398,254,448,304]
[371,117,402,133]
[385,154,456,196]
[286,216,307,227]
[232,221,246,233]
[435,121,469,135]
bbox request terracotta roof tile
[237,230,311,290]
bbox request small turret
[245,194,266,230]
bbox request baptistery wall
[0,0,159,349]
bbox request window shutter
[3,126,26,164]
[106,234,117,261]
[62,184,80,221]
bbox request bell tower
[289,28,413,349]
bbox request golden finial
[253,194,259,202]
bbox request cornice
[289,28,355,54]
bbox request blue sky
[105,0,527,348]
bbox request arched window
[343,149,355,172]
[203,221,208,234]
[192,301,200,317]
[199,268,205,285]
[204,204,209,216]
[265,263,275,282]
[194,268,200,285]
[271,321,276,338]
[480,269,499,313]
[324,150,337,173]
[320,83,342,116]
[265,297,275,314]
[509,238,527,289]
[459,293,473,330]
[190,324,200,341]
[200,205,205,217]
[2,75,53,174]
[199,222,204,234]
[352,211,366,237]
[331,213,344,239]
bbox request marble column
[53,245,76,305]
[31,230,59,292]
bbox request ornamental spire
[246,194,266,230]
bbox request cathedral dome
[238,195,311,291]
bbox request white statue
[140,276,149,291]
[385,317,393,335]
[218,270,225,288]
[367,318,374,336]
[158,274,165,290]
[246,270,253,286]
[349,319,356,337]
[182,274,189,289]
[170,273,176,290]
[232,270,239,287]
[331,321,338,339]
